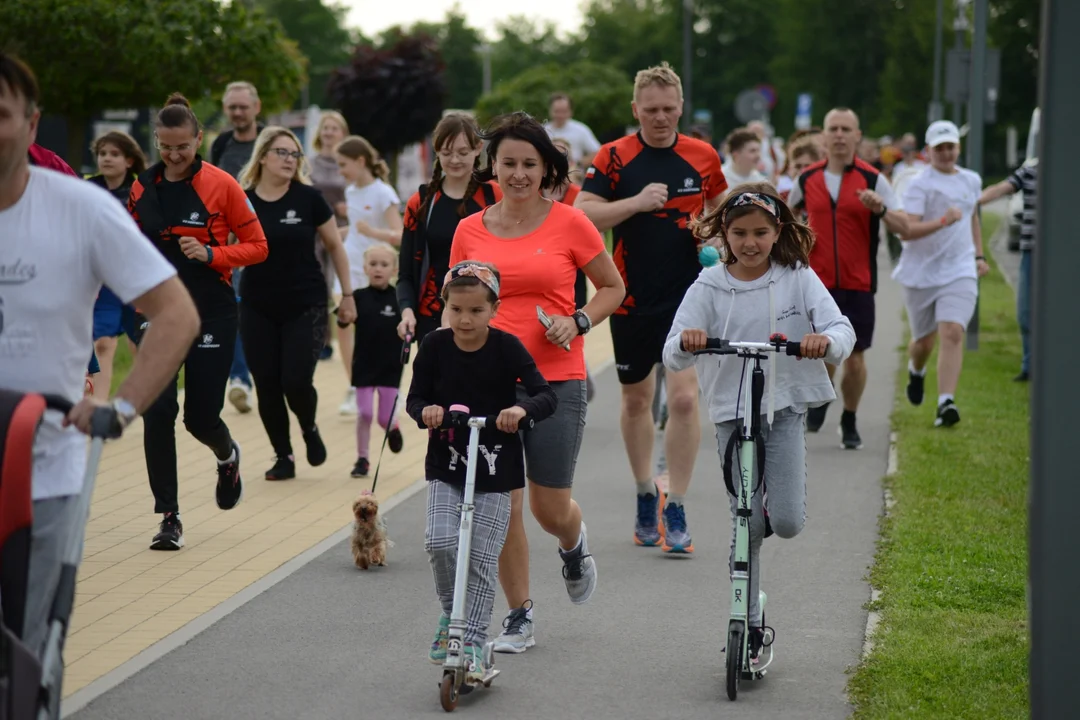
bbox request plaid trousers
[424,480,511,645]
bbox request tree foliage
[255,0,353,107]
[397,7,484,111]
[475,61,634,140]
[0,0,306,165]
[327,31,445,157]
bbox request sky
[343,0,585,40]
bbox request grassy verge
[849,213,1030,718]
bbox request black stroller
[0,389,117,720]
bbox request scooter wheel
[726,627,743,701]
[440,673,458,712]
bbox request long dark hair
[419,113,483,221]
[477,111,569,191]
[691,182,815,270]
[91,131,147,176]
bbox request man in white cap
[894,120,990,428]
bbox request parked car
[1007,108,1039,252]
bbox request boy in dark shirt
[406,261,557,683]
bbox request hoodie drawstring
[720,287,736,339]
[767,279,776,428]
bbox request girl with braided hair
[397,113,501,343]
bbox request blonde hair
[312,111,349,152]
[335,135,390,182]
[237,126,310,190]
[224,81,259,102]
[633,62,683,101]
[364,243,398,268]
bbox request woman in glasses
[237,126,357,480]
[128,93,269,551]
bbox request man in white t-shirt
[0,53,199,711]
[895,120,990,427]
[544,93,601,168]
[720,127,768,188]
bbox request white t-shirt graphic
[342,178,400,292]
[0,168,177,499]
[893,166,982,289]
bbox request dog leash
[368,333,413,495]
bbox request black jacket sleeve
[504,335,558,422]
[406,332,438,428]
[396,187,425,312]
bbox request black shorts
[830,289,875,352]
[610,312,676,385]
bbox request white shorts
[902,278,978,340]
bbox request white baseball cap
[926,120,961,148]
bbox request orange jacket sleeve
[208,181,269,270]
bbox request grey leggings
[425,480,511,644]
[716,407,807,626]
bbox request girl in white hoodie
[662,184,855,663]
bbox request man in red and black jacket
[788,107,909,449]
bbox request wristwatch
[112,397,138,429]
[572,309,593,336]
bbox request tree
[255,0,353,107]
[489,16,580,85]
[0,0,306,166]
[395,7,485,110]
[327,31,445,161]
[474,61,635,140]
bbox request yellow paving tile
[62,325,614,698]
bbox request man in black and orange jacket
[788,107,909,449]
[128,154,267,548]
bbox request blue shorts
[92,286,141,342]
[88,350,100,374]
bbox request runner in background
[309,110,351,361]
[87,131,147,399]
[543,92,601,170]
[334,135,402,414]
[209,80,265,415]
[576,62,727,553]
[397,113,499,345]
[721,128,769,188]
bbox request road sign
[945,47,1001,123]
[755,84,778,109]
[735,89,770,124]
[795,93,812,130]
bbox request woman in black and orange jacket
[396,113,500,344]
[128,93,269,551]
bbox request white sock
[636,479,657,496]
[559,532,584,556]
[938,394,954,406]
[217,446,237,465]
[909,359,927,377]
[525,607,534,620]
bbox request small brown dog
[351,490,389,570]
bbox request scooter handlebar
[678,335,803,358]
[438,404,536,431]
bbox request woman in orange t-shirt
[450,111,624,645]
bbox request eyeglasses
[155,140,195,154]
[270,148,303,160]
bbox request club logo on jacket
[198,333,220,349]
[182,211,204,227]
[281,209,302,225]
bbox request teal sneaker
[429,614,449,664]
[464,643,491,684]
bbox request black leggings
[240,303,328,458]
[143,313,237,515]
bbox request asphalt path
[70,257,902,720]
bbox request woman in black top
[396,113,500,344]
[237,126,357,480]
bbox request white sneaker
[227,381,251,414]
[492,604,535,653]
[339,389,356,416]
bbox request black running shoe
[215,441,243,510]
[303,426,327,466]
[150,513,184,551]
[839,411,862,450]
[906,371,925,406]
[265,455,295,481]
[351,457,370,478]
[387,427,404,454]
[806,402,829,432]
[935,399,961,427]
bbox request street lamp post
[477,43,492,96]
[682,0,693,129]
[930,0,945,122]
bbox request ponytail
[335,135,389,182]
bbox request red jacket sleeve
[209,178,269,269]
[29,144,78,176]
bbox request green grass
[849,212,1030,719]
